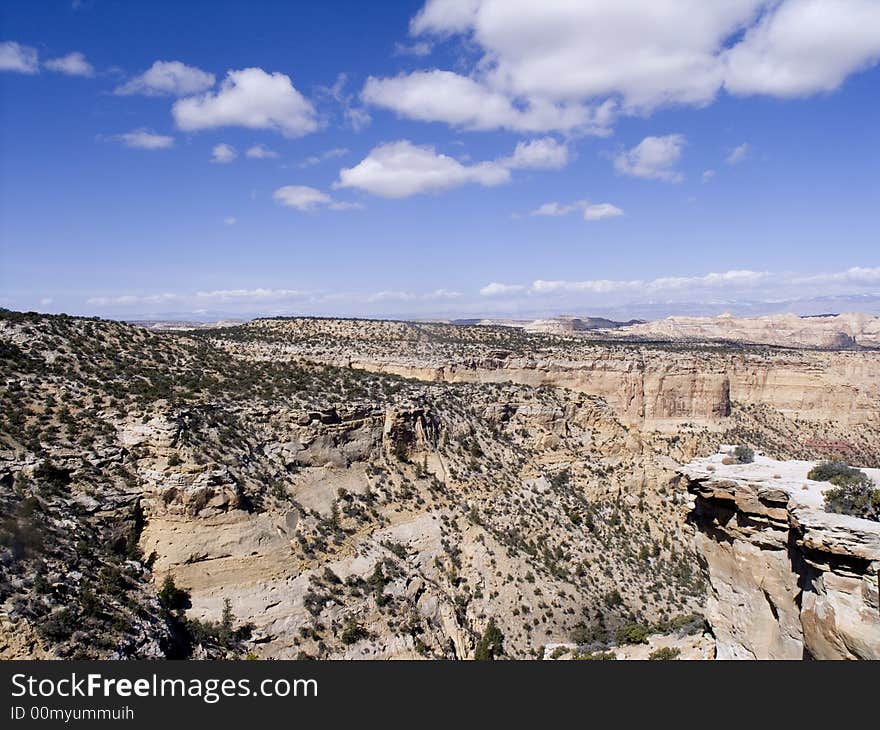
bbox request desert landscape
[1,309,877,660]
[3,1,880,673]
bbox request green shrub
[808,460,871,487]
[649,646,681,660]
[574,650,616,661]
[570,620,608,646]
[614,622,651,645]
[824,482,880,521]
[474,618,504,660]
[340,618,369,645]
[734,445,754,464]
[158,574,189,611]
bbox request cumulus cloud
[115,60,215,96]
[614,134,686,182]
[501,137,570,170]
[224,217,237,226]
[726,142,750,165]
[211,143,237,163]
[273,185,362,212]
[114,128,174,150]
[173,68,318,137]
[723,0,880,97]
[336,140,510,198]
[702,169,717,183]
[362,70,613,134]
[480,282,527,297]
[0,41,39,74]
[44,52,94,76]
[366,1,880,134]
[246,144,278,159]
[273,185,330,211]
[583,203,624,221]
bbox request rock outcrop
[683,451,880,659]
[611,312,880,349]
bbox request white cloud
[86,292,180,306]
[173,68,318,137]
[614,134,686,182]
[367,289,462,303]
[530,199,623,220]
[723,0,880,97]
[702,169,716,183]
[726,142,749,165]
[583,203,624,221]
[115,60,215,96]
[298,147,349,167]
[394,41,433,57]
[480,282,527,297]
[336,140,510,198]
[246,144,278,159]
[44,52,94,76]
[377,1,880,134]
[0,41,39,74]
[224,217,237,226]
[273,185,362,212]
[362,69,613,134]
[114,128,174,150]
[531,201,581,217]
[273,185,330,211]
[211,143,237,163]
[502,137,570,170]
[195,288,310,302]
[476,266,880,312]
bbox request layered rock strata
[683,451,880,659]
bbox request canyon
[0,310,877,659]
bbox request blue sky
[1,0,879,320]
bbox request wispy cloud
[113,128,174,150]
[726,142,750,165]
[530,200,623,221]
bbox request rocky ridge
[683,450,880,659]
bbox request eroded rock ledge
[683,451,880,659]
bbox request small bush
[474,618,504,660]
[733,445,754,464]
[649,646,681,660]
[158,574,189,611]
[824,482,880,521]
[614,623,651,645]
[808,461,879,520]
[574,650,617,661]
[808,460,871,488]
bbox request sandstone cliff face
[683,452,880,659]
[218,318,879,427]
[612,312,880,349]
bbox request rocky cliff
[610,312,880,349]
[683,451,880,659]
[214,318,880,427]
